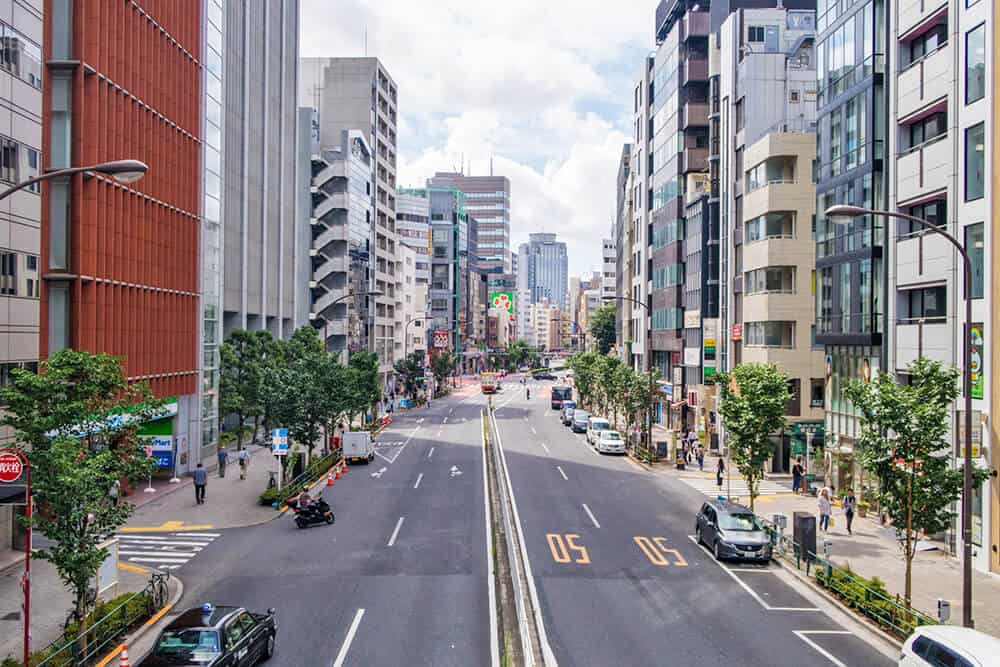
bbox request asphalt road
[492,381,895,667]
[151,389,491,667]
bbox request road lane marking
[427,447,435,458]
[413,473,423,489]
[582,503,601,528]
[546,533,591,564]
[540,443,550,453]
[443,417,448,423]
[530,426,537,434]
[556,466,568,480]
[686,535,820,611]
[332,608,365,667]
[449,407,454,414]
[634,536,688,566]
[387,517,405,547]
[437,429,443,437]
[793,631,850,667]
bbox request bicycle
[150,571,170,611]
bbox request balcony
[682,147,708,172]
[682,101,709,129]
[897,44,950,121]
[682,11,710,40]
[894,230,953,285]
[898,0,948,41]
[895,320,951,368]
[895,134,951,204]
[682,57,709,86]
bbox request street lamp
[316,289,382,360]
[403,316,426,359]
[0,159,148,201]
[603,295,655,465]
[826,204,977,628]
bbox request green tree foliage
[506,340,530,369]
[715,364,791,512]
[393,352,425,401]
[0,350,162,636]
[589,303,617,354]
[219,329,266,449]
[431,351,457,395]
[844,357,988,607]
[567,352,599,409]
[349,351,382,420]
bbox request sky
[300,0,654,275]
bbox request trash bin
[655,441,668,460]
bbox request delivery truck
[341,431,375,464]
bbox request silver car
[571,410,591,433]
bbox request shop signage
[683,347,700,367]
[731,324,742,341]
[970,324,984,399]
[684,309,701,329]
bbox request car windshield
[591,422,609,430]
[603,432,621,440]
[718,513,763,531]
[154,629,221,658]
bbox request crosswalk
[116,531,221,570]
[678,476,791,499]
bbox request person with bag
[716,457,725,489]
[842,488,857,535]
[818,488,832,531]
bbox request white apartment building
[629,58,653,374]
[396,243,427,359]
[396,189,430,285]
[887,0,992,571]
[602,238,616,300]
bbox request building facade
[300,57,401,394]
[396,242,427,359]
[0,0,42,555]
[428,188,470,358]
[397,189,431,285]
[428,172,511,274]
[614,144,631,355]
[523,233,569,311]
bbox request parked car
[595,430,625,454]
[694,500,772,562]
[140,603,276,666]
[533,371,557,381]
[586,417,611,446]
[560,401,577,425]
[571,410,591,433]
[900,626,1000,666]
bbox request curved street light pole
[826,204,976,628]
[403,316,426,360]
[0,159,149,202]
[604,295,655,465]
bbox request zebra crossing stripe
[115,531,219,570]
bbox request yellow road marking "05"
[634,536,688,566]
[546,533,591,564]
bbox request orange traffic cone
[326,472,334,487]
[119,647,131,667]
[335,467,342,480]
[342,460,348,474]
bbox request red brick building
[41,1,201,400]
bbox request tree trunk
[236,411,244,450]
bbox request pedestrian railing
[759,517,936,641]
[29,572,169,667]
[258,451,340,506]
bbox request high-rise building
[428,188,471,358]
[989,31,1000,577]
[397,189,431,284]
[523,233,568,311]
[884,0,991,573]
[396,242,427,359]
[813,0,887,489]
[601,238,616,302]
[428,172,511,273]
[300,57,401,394]
[0,0,41,557]
[42,0,201,478]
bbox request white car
[900,626,1000,666]
[586,417,611,446]
[596,430,625,454]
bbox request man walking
[193,463,207,504]
[842,488,857,535]
[238,447,251,481]
[792,456,804,495]
[217,446,229,478]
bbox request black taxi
[139,603,276,666]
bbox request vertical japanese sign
[970,323,984,399]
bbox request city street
[127,381,897,666]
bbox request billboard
[490,291,515,321]
[433,330,450,349]
[970,324,984,399]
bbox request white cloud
[300,0,651,273]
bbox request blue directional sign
[271,428,289,455]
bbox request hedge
[815,563,933,639]
[259,453,338,506]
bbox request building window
[965,24,985,104]
[0,137,18,183]
[903,21,947,68]
[964,123,985,201]
[790,89,800,103]
[900,198,946,236]
[735,98,745,131]
[24,146,39,192]
[906,112,947,150]
[810,379,825,408]
[0,250,14,294]
[900,285,946,322]
[744,266,796,295]
[748,26,765,42]
[965,223,984,299]
[744,321,795,348]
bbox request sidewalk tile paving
[655,453,1000,638]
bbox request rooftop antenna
[363,25,367,56]
[490,155,494,176]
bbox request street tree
[506,340,530,369]
[596,355,622,416]
[262,327,329,458]
[431,351,457,396]
[350,351,382,420]
[589,303,617,354]
[844,357,987,608]
[567,352,599,409]
[0,350,162,640]
[393,352,425,401]
[219,329,265,450]
[715,363,790,512]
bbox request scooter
[286,496,335,528]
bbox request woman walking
[842,488,857,535]
[818,488,832,531]
[716,457,725,490]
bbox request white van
[586,417,611,446]
[900,625,1000,666]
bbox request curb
[95,571,185,667]
[771,556,905,650]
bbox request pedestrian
[109,479,121,507]
[238,447,251,481]
[696,446,705,471]
[843,488,857,535]
[217,446,228,478]
[716,457,725,489]
[818,488,832,531]
[193,463,207,504]
[792,456,804,495]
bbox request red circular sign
[0,451,23,483]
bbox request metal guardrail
[760,517,936,640]
[34,572,169,667]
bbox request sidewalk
[656,453,1000,638]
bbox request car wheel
[696,527,702,545]
[261,632,275,661]
[713,540,722,561]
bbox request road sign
[271,428,289,456]
[0,451,23,483]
